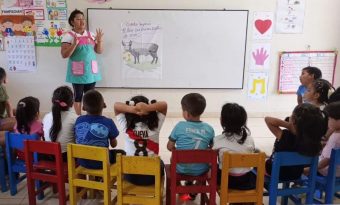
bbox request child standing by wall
[114,96,167,185]
[14,96,44,159]
[213,103,256,190]
[297,66,322,104]
[304,102,340,177]
[0,67,16,145]
[75,90,125,169]
[42,86,78,162]
[265,103,327,180]
[303,79,334,110]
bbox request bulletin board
[87,9,248,88]
[278,51,337,93]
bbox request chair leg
[36,180,44,200]
[0,156,7,192]
[166,177,170,205]
[27,178,36,205]
[104,189,110,205]
[170,188,176,205]
[69,184,77,205]
[8,172,17,196]
[57,181,66,205]
[209,191,216,205]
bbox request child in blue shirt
[297,66,322,104]
[167,93,215,175]
[75,90,125,169]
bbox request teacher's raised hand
[96,28,104,43]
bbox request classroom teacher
[60,9,104,115]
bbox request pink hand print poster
[250,43,271,70]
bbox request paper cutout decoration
[253,12,273,40]
[248,72,269,100]
[250,43,271,70]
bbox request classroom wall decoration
[276,0,305,33]
[253,11,273,40]
[247,72,269,100]
[121,21,162,80]
[278,51,337,93]
[250,43,271,71]
[0,15,36,36]
[87,0,112,3]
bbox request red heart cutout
[255,19,272,34]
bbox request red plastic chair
[165,149,217,205]
[24,140,68,205]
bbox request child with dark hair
[14,96,43,159]
[42,86,77,161]
[311,102,340,177]
[265,103,327,180]
[114,95,167,185]
[213,103,256,189]
[167,93,215,200]
[75,90,125,169]
[297,66,322,104]
[303,79,334,110]
[0,67,16,146]
[329,87,340,103]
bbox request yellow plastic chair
[116,154,163,205]
[219,152,266,205]
[67,144,117,205]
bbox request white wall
[1,0,340,117]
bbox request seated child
[303,79,334,110]
[265,103,327,181]
[329,87,340,103]
[167,93,215,199]
[43,86,78,162]
[213,103,256,190]
[305,102,340,177]
[114,96,167,185]
[0,67,16,145]
[75,90,125,169]
[14,96,44,159]
[297,66,322,104]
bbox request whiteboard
[87,9,248,88]
[278,51,337,93]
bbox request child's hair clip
[150,99,157,104]
[126,100,135,106]
[18,101,26,107]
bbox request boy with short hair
[74,90,125,169]
[297,66,322,104]
[167,93,215,200]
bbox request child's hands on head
[135,102,149,116]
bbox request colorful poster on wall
[35,20,66,46]
[0,15,36,37]
[24,8,44,20]
[276,0,305,33]
[6,36,36,72]
[121,21,162,79]
[247,72,269,100]
[253,12,273,40]
[87,0,112,3]
[47,8,66,20]
[249,43,271,71]
[46,0,66,8]
[1,7,23,15]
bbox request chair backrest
[116,154,162,205]
[220,152,266,204]
[327,148,340,181]
[67,143,110,184]
[5,132,39,172]
[24,140,64,177]
[269,152,319,205]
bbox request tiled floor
[0,117,337,204]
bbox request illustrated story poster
[121,21,162,79]
[0,15,36,37]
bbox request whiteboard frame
[87,8,249,89]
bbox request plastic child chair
[116,154,163,205]
[0,146,7,192]
[219,152,266,205]
[67,143,117,205]
[313,148,340,204]
[5,132,43,197]
[165,149,217,205]
[264,152,318,205]
[24,140,68,205]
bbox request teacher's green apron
[66,31,102,84]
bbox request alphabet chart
[278,51,337,93]
[6,36,37,72]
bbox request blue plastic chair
[5,132,42,197]
[264,152,318,205]
[313,148,340,204]
[0,146,7,192]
